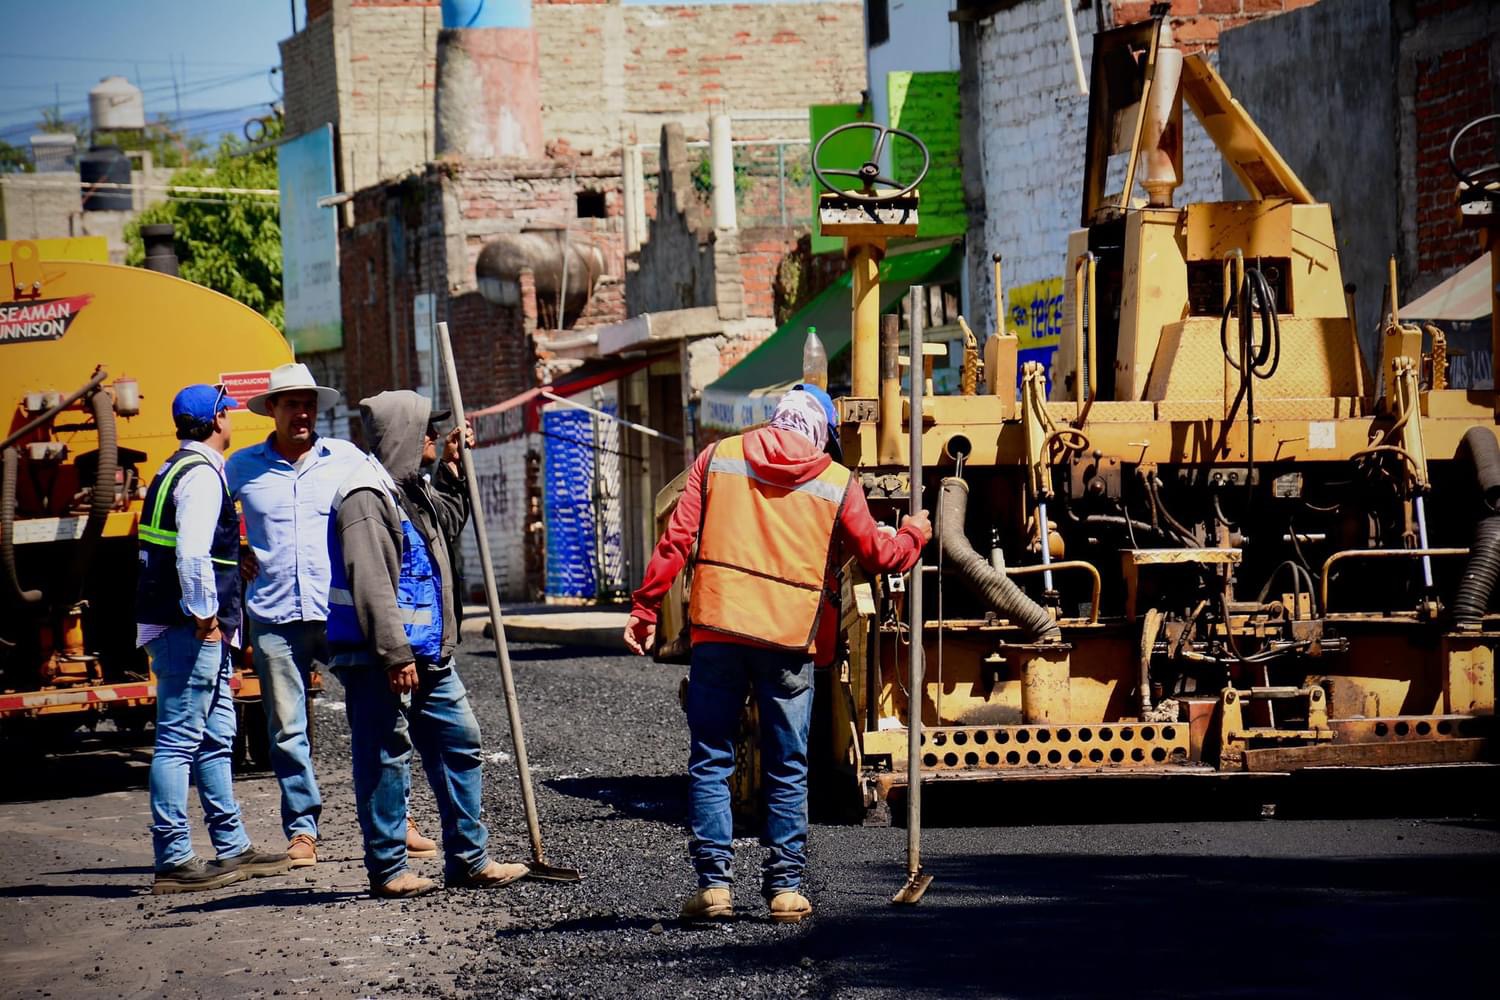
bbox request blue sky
[0,0,294,149]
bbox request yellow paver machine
[663,15,1498,822]
[0,234,295,759]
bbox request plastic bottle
[802,326,828,390]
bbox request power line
[0,52,267,68]
[0,68,271,125]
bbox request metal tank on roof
[88,76,145,132]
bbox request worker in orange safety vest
[624,384,931,924]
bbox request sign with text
[279,125,341,353]
[1008,276,1064,394]
[0,294,92,343]
[887,71,965,240]
[218,369,273,403]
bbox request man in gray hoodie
[327,389,528,898]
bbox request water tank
[140,224,179,276]
[89,76,145,132]
[79,145,133,212]
[29,133,77,172]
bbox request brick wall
[738,227,803,320]
[1413,36,1494,276]
[337,151,626,416]
[628,124,720,315]
[285,1,862,196]
[282,12,339,139]
[282,0,440,194]
[535,1,865,149]
[961,0,1309,340]
[1112,0,1320,52]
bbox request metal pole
[435,321,579,882]
[1038,500,1055,592]
[1414,495,1434,589]
[893,287,933,906]
[851,243,882,399]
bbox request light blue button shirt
[227,434,366,625]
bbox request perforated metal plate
[918,723,1191,771]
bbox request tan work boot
[371,871,438,898]
[680,887,734,922]
[406,815,438,859]
[287,833,317,869]
[768,890,812,924]
[449,859,529,889]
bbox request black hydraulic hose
[938,477,1060,643]
[1462,426,1500,514]
[1082,514,1187,547]
[68,387,117,604]
[0,368,109,453]
[1454,427,1500,626]
[1221,267,1280,508]
[1454,519,1500,627]
[1,447,41,604]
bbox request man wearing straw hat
[227,362,439,868]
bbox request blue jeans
[335,661,491,887]
[685,642,814,897]
[147,627,252,870]
[249,619,325,840]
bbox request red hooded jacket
[630,426,924,663]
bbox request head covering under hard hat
[172,383,239,424]
[768,386,833,452]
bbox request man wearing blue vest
[327,389,527,898]
[136,384,293,894]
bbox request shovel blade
[525,860,583,883]
[891,871,933,906]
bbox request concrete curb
[459,607,629,651]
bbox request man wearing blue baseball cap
[136,383,292,893]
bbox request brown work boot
[406,815,438,859]
[768,890,812,924]
[371,871,438,899]
[448,859,529,889]
[215,845,293,879]
[680,887,734,922]
[287,833,317,869]
[151,856,246,895]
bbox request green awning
[700,243,961,430]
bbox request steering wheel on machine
[1449,114,1500,188]
[812,121,931,203]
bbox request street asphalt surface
[0,644,1496,999]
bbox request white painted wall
[460,433,536,601]
[967,1,1224,340]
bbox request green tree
[126,116,283,332]
[0,138,32,174]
